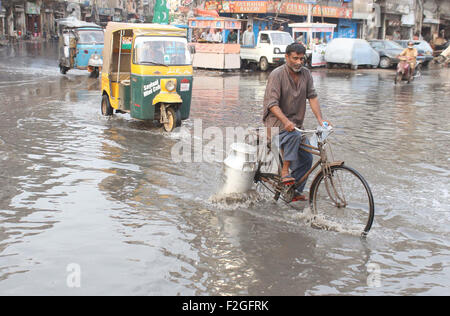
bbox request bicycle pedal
[281,181,295,186]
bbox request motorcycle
[395,56,421,84]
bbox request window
[260,33,270,44]
[271,32,294,45]
[384,41,403,50]
[370,41,384,49]
[134,36,191,66]
[77,30,104,44]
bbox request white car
[240,31,294,71]
[325,38,380,70]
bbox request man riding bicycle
[263,43,331,201]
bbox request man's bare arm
[270,106,295,132]
[309,97,331,126]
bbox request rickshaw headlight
[165,80,176,92]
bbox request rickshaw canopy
[56,16,101,29]
[103,22,188,75]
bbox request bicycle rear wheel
[309,165,374,236]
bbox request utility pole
[92,0,100,24]
[417,0,424,38]
[305,0,316,47]
[307,3,312,23]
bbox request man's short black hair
[286,42,306,55]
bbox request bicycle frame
[252,127,375,236]
[255,129,344,202]
[292,140,344,194]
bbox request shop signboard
[276,2,352,19]
[189,19,241,30]
[336,19,357,38]
[224,20,242,30]
[189,20,222,29]
[204,1,352,18]
[26,2,40,15]
[384,0,414,15]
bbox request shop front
[0,1,5,38]
[14,4,26,38]
[41,3,56,39]
[421,0,440,42]
[440,1,450,36]
[204,0,354,41]
[381,0,415,40]
[26,1,41,37]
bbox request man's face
[285,52,305,72]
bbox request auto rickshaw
[101,22,193,132]
[56,17,104,78]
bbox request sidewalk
[0,37,49,47]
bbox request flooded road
[0,42,449,295]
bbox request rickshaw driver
[141,41,165,64]
[263,43,332,201]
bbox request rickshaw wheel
[175,109,181,127]
[163,107,178,132]
[101,94,113,116]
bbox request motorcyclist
[399,41,418,75]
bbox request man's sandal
[281,175,295,186]
[292,194,308,202]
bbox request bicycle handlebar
[294,127,333,134]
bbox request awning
[423,18,440,24]
[289,23,336,33]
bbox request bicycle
[247,126,375,237]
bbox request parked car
[240,31,294,71]
[368,40,404,68]
[324,38,380,70]
[394,40,434,67]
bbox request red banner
[204,1,353,19]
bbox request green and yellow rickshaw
[101,22,194,132]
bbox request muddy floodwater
[0,42,449,295]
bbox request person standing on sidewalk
[242,25,255,47]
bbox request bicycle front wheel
[309,165,374,236]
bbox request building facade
[375,0,449,41]
[0,0,154,39]
[1,0,449,42]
